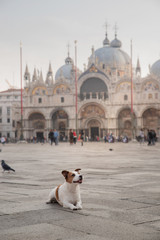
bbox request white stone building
[0,89,22,139]
[2,30,160,141]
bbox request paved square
[0,141,160,240]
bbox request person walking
[73,130,77,144]
[53,129,59,145]
[80,130,84,146]
[151,130,156,145]
[69,129,74,145]
[48,129,54,145]
[139,129,145,144]
[147,129,152,146]
[1,136,6,145]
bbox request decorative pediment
[89,65,98,73]
[80,64,107,79]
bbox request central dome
[95,46,130,67]
[89,33,131,76]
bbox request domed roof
[94,46,130,67]
[151,59,160,78]
[103,33,110,46]
[65,56,73,65]
[110,34,122,48]
[55,55,74,83]
[90,32,130,70]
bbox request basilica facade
[21,31,160,141]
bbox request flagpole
[74,40,78,136]
[20,41,24,140]
[131,40,133,113]
[130,40,134,139]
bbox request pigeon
[109,148,113,151]
[1,160,15,172]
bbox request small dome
[103,33,110,46]
[110,35,122,48]
[55,63,74,83]
[65,56,73,65]
[151,59,160,78]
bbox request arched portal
[118,109,137,138]
[28,112,45,141]
[142,108,160,135]
[52,110,68,140]
[80,104,106,140]
[87,119,101,141]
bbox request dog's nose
[79,175,83,180]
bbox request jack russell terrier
[46,168,83,210]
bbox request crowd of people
[136,129,157,145]
[69,129,84,146]
[0,128,158,146]
[147,129,157,145]
[104,133,129,143]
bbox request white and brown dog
[46,168,83,210]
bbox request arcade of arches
[25,107,160,141]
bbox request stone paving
[0,141,160,240]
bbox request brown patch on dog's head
[62,170,75,184]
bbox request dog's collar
[55,184,61,202]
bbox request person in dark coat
[147,129,152,145]
[151,130,156,145]
[69,129,74,144]
[80,130,84,146]
[48,129,54,145]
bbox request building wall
[0,90,21,139]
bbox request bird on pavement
[1,160,15,172]
[109,148,113,151]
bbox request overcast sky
[0,0,160,90]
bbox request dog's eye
[72,174,75,177]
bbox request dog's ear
[62,170,69,179]
[75,168,81,172]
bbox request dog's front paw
[72,206,78,210]
[70,205,79,210]
[76,201,82,210]
[76,204,82,210]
